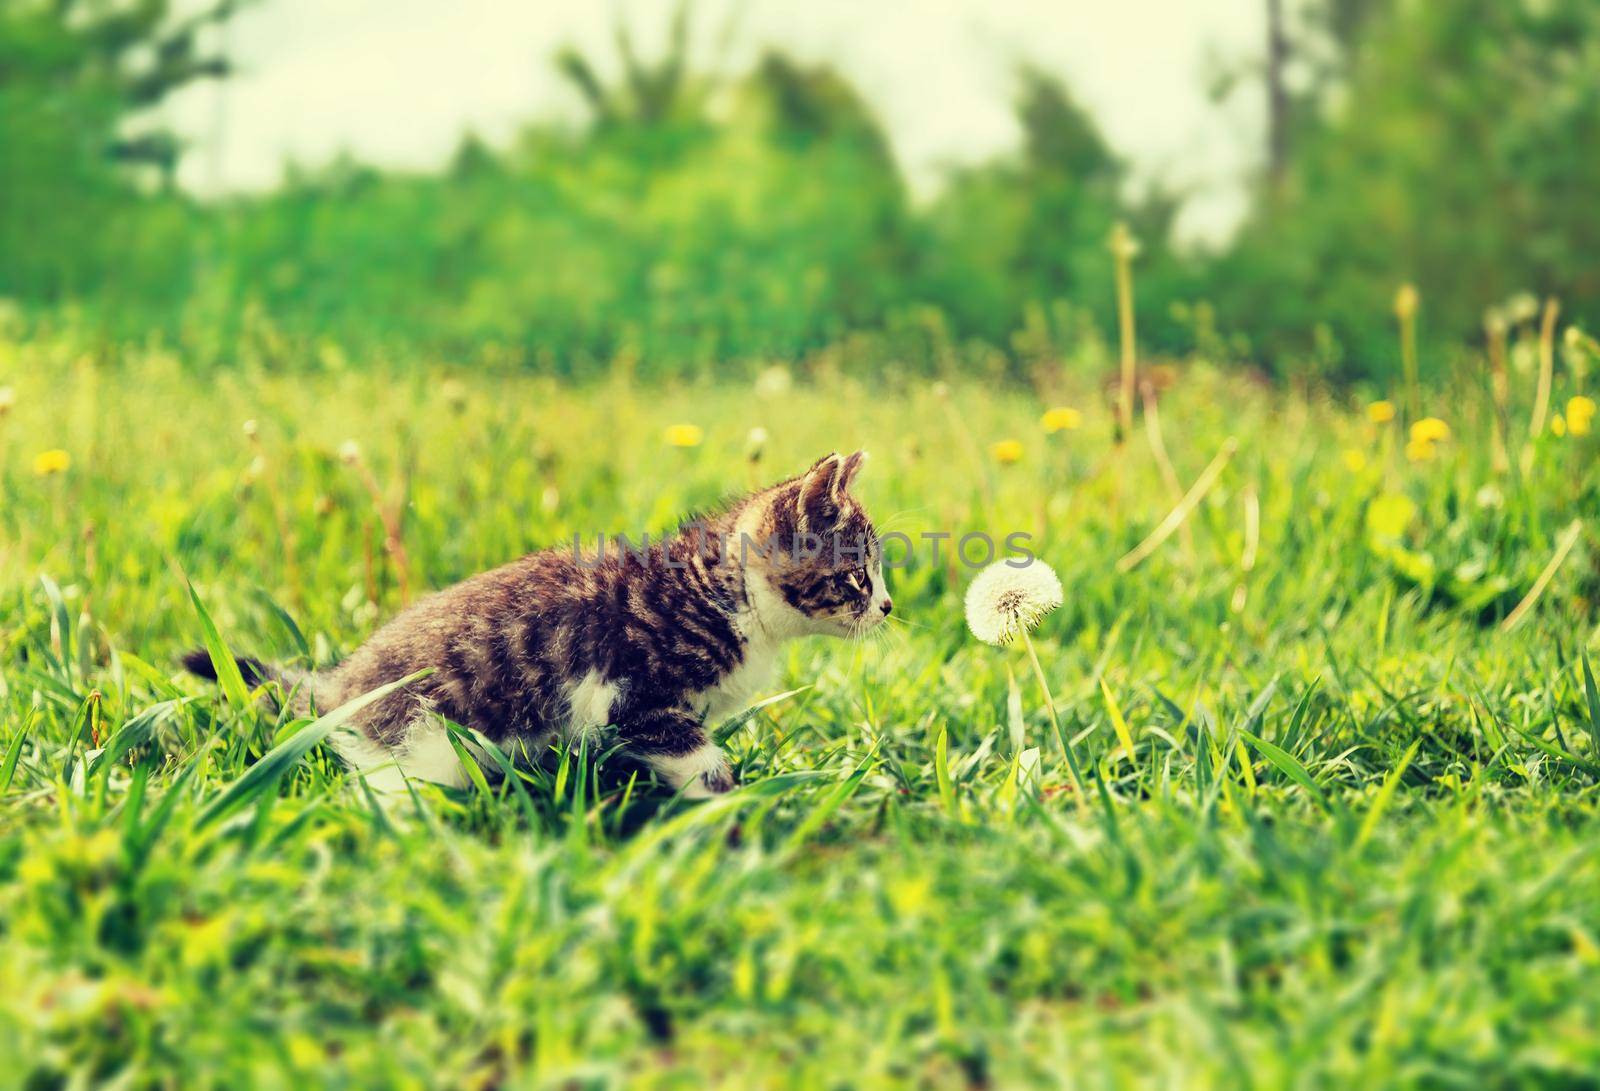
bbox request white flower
[964,560,1064,646]
[338,440,362,465]
[242,418,259,439]
[0,386,14,415]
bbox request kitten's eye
[836,569,865,594]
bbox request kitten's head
[747,450,891,637]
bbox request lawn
[2,331,1599,1087]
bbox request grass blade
[713,685,812,744]
[1239,728,1330,811]
[0,712,34,795]
[934,726,958,818]
[184,576,253,711]
[1099,676,1137,764]
[1581,652,1600,758]
[1355,739,1420,848]
[196,669,431,829]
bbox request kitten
[184,451,891,798]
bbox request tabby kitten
[185,451,890,797]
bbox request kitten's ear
[838,449,868,494]
[797,452,844,530]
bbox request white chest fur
[691,640,780,722]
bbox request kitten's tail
[180,649,317,713]
[181,647,273,687]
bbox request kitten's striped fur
[184,451,890,797]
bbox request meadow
[2,315,1599,1087]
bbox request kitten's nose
[879,598,893,616]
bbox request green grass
[2,337,1599,1087]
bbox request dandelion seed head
[1505,293,1540,325]
[965,560,1063,647]
[338,440,362,465]
[1393,283,1419,320]
[754,366,792,400]
[0,386,14,416]
[1108,222,1141,260]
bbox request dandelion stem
[1111,223,1138,445]
[1399,310,1419,423]
[1501,518,1582,632]
[1020,629,1087,814]
[936,392,995,513]
[1117,437,1238,573]
[1485,317,1511,473]
[1141,380,1193,562]
[1230,485,1260,613]
[1527,298,1559,448]
[352,459,412,605]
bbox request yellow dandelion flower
[664,424,704,449]
[33,448,71,476]
[1341,448,1368,473]
[1551,413,1567,437]
[1566,395,1595,436]
[1367,400,1396,424]
[1405,437,1436,463]
[1040,407,1083,434]
[1410,417,1450,444]
[990,439,1024,465]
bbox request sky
[164,0,1267,242]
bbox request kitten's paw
[650,744,735,799]
[686,762,737,799]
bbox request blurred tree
[0,0,242,300]
[918,67,1188,359]
[1216,0,1600,379]
[554,4,702,131]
